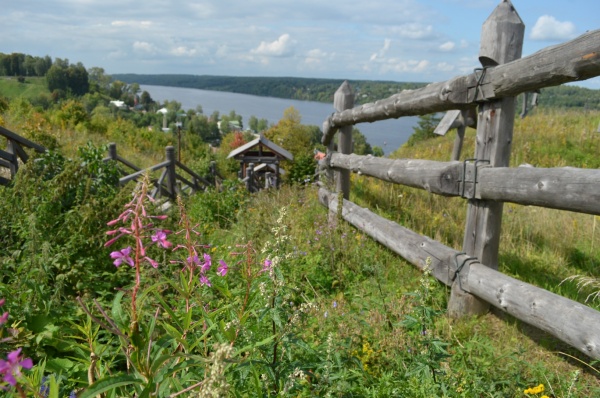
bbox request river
[140,85,417,155]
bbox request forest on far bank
[112,73,600,109]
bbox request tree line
[113,73,600,110]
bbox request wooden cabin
[227,135,293,190]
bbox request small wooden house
[227,135,293,189]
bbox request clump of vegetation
[1,54,600,395]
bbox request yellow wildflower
[524,383,545,395]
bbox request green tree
[405,113,442,147]
[46,64,68,92]
[264,106,313,158]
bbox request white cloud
[436,62,455,72]
[133,41,157,54]
[252,34,294,57]
[370,38,392,61]
[170,46,197,57]
[379,59,430,74]
[111,20,153,28]
[531,15,576,41]
[305,49,328,65]
[439,41,455,52]
[390,23,434,40]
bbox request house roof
[227,135,293,161]
[254,163,286,175]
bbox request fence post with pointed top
[334,81,354,200]
[448,0,525,318]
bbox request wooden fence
[318,0,600,360]
[0,125,46,186]
[103,143,220,200]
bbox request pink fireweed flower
[187,254,200,267]
[0,299,5,306]
[151,229,173,249]
[199,275,212,287]
[110,247,134,267]
[200,253,212,274]
[217,260,228,276]
[0,348,33,386]
[261,259,272,273]
[0,312,8,326]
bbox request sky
[2,0,599,89]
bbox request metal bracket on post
[452,252,478,291]
[458,158,490,199]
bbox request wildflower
[217,260,228,276]
[200,275,212,287]
[0,348,33,386]
[187,254,200,267]
[110,247,134,267]
[262,259,272,273]
[524,384,545,395]
[151,229,172,249]
[201,253,212,273]
[332,301,338,308]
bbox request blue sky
[2,0,599,88]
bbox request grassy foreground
[0,105,600,396]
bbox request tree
[66,63,89,96]
[88,67,111,93]
[405,113,442,147]
[264,107,313,158]
[46,64,68,92]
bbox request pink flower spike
[151,230,173,249]
[0,312,8,325]
[107,219,119,226]
[217,260,228,276]
[151,215,168,220]
[145,257,159,268]
[0,298,4,306]
[110,247,134,267]
[199,275,212,287]
[0,348,33,386]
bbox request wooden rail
[103,143,218,200]
[0,125,46,185]
[318,0,600,360]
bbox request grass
[0,76,48,100]
[2,98,600,395]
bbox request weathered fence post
[246,163,255,192]
[451,110,468,161]
[265,171,272,189]
[7,141,18,178]
[165,146,177,199]
[448,0,525,318]
[334,81,354,199]
[108,142,118,160]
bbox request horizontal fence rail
[0,125,47,185]
[322,29,600,145]
[103,143,218,200]
[326,153,600,215]
[319,188,600,360]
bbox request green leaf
[111,290,128,329]
[79,375,143,398]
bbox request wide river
[141,85,418,155]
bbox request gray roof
[227,135,293,161]
[254,163,286,175]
